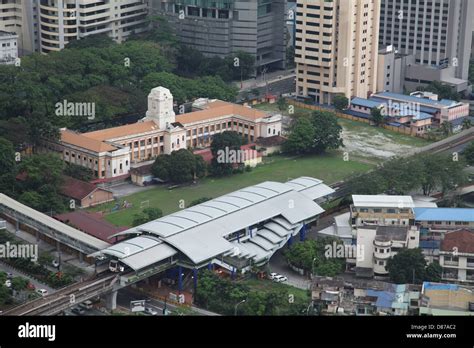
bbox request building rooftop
[414,207,474,222]
[350,97,384,109]
[95,177,333,266]
[54,211,127,243]
[373,92,462,110]
[60,176,110,201]
[440,229,474,254]
[376,226,408,241]
[60,129,117,153]
[352,195,414,208]
[83,121,160,141]
[176,100,271,125]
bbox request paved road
[0,260,55,294]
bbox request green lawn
[91,153,373,227]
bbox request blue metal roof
[423,282,459,291]
[344,110,371,119]
[369,96,439,115]
[351,97,384,109]
[414,208,474,222]
[373,92,459,110]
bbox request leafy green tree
[463,141,474,165]
[152,150,205,184]
[310,111,343,153]
[284,238,345,277]
[462,118,472,130]
[151,154,172,181]
[277,97,288,111]
[425,262,442,282]
[419,81,461,101]
[387,248,428,284]
[11,277,29,291]
[371,107,385,126]
[210,131,244,176]
[333,95,349,111]
[0,137,17,196]
[282,117,315,154]
[63,163,94,182]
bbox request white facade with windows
[0,31,18,64]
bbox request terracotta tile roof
[60,176,109,201]
[441,229,474,254]
[61,129,117,153]
[176,101,268,125]
[83,121,160,141]
[54,211,127,243]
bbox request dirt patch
[341,128,415,159]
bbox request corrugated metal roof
[414,208,474,222]
[352,195,415,208]
[108,177,329,265]
[0,193,109,251]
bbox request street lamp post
[234,299,246,316]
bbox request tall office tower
[379,0,474,92]
[295,0,381,104]
[152,0,287,71]
[38,0,150,53]
[0,0,39,55]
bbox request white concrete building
[0,31,18,64]
[38,0,150,53]
[0,0,39,55]
[439,229,474,284]
[356,225,419,278]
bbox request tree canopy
[151,149,206,184]
[387,248,442,284]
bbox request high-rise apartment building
[152,0,287,71]
[379,0,474,91]
[38,0,150,53]
[0,0,39,55]
[295,0,381,104]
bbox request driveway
[0,261,55,294]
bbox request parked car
[268,272,278,280]
[52,260,60,268]
[144,307,158,316]
[272,275,288,283]
[36,289,48,296]
[71,307,85,315]
[27,282,35,290]
[6,272,13,279]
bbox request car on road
[268,272,278,280]
[35,289,48,296]
[144,307,158,316]
[52,260,60,268]
[71,307,85,315]
[272,275,288,283]
[79,300,93,310]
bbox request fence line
[286,99,429,139]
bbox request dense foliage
[151,149,206,184]
[284,238,346,277]
[387,248,442,284]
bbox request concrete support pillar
[79,252,83,264]
[178,265,183,292]
[106,290,118,311]
[288,234,293,247]
[300,223,306,242]
[56,241,62,270]
[15,220,19,233]
[35,229,40,242]
[193,268,198,293]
